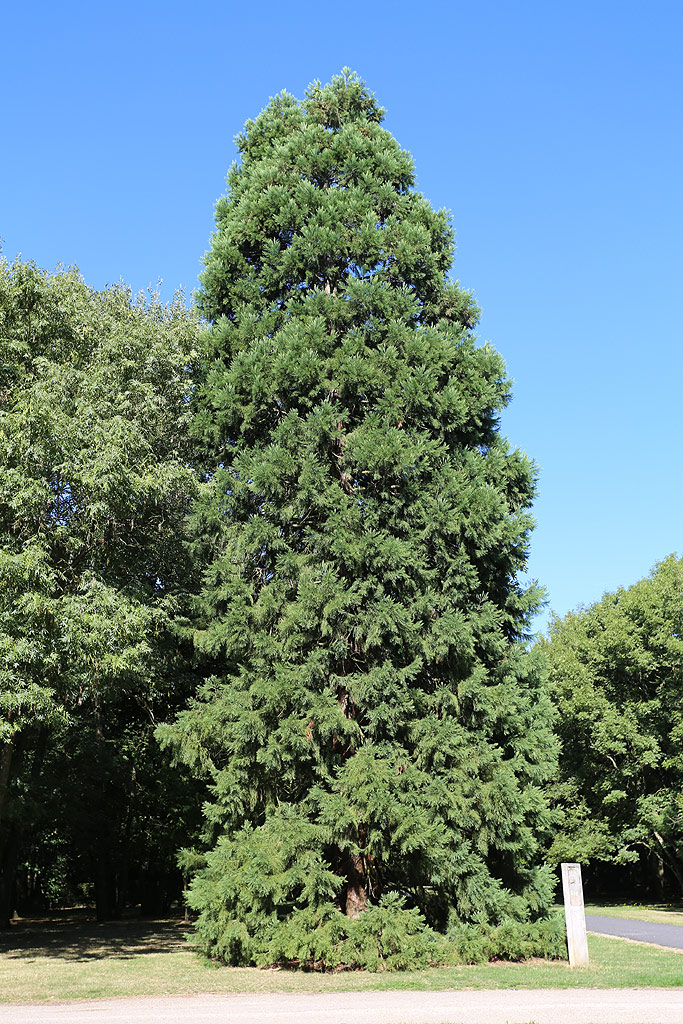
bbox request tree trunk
[653,831,683,894]
[0,741,14,827]
[345,853,367,918]
[650,850,666,898]
[0,824,21,929]
[0,728,47,928]
[114,855,129,918]
[94,847,113,922]
[92,712,116,921]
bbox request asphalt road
[1,990,683,1024]
[586,914,683,950]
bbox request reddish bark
[345,853,368,918]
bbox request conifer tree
[161,71,557,966]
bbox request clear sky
[3,0,681,633]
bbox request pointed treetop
[304,69,386,128]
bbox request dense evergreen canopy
[161,71,557,966]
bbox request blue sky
[3,0,681,632]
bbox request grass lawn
[1,911,683,1003]
[585,902,683,927]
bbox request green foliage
[161,70,558,961]
[447,916,566,964]
[541,554,683,893]
[187,807,563,969]
[0,259,203,922]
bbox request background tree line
[1,71,681,964]
[543,554,683,900]
[0,264,205,926]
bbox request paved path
[2,990,683,1024]
[586,914,683,950]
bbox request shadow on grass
[0,909,190,962]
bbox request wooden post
[561,862,589,966]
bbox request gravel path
[2,989,683,1024]
[586,915,683,950]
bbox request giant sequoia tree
[161,71,556,965]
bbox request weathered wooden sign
[561,861,590,966]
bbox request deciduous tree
[0,260,202,925]
[542,554,683,895]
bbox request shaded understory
[0,909,187,962]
